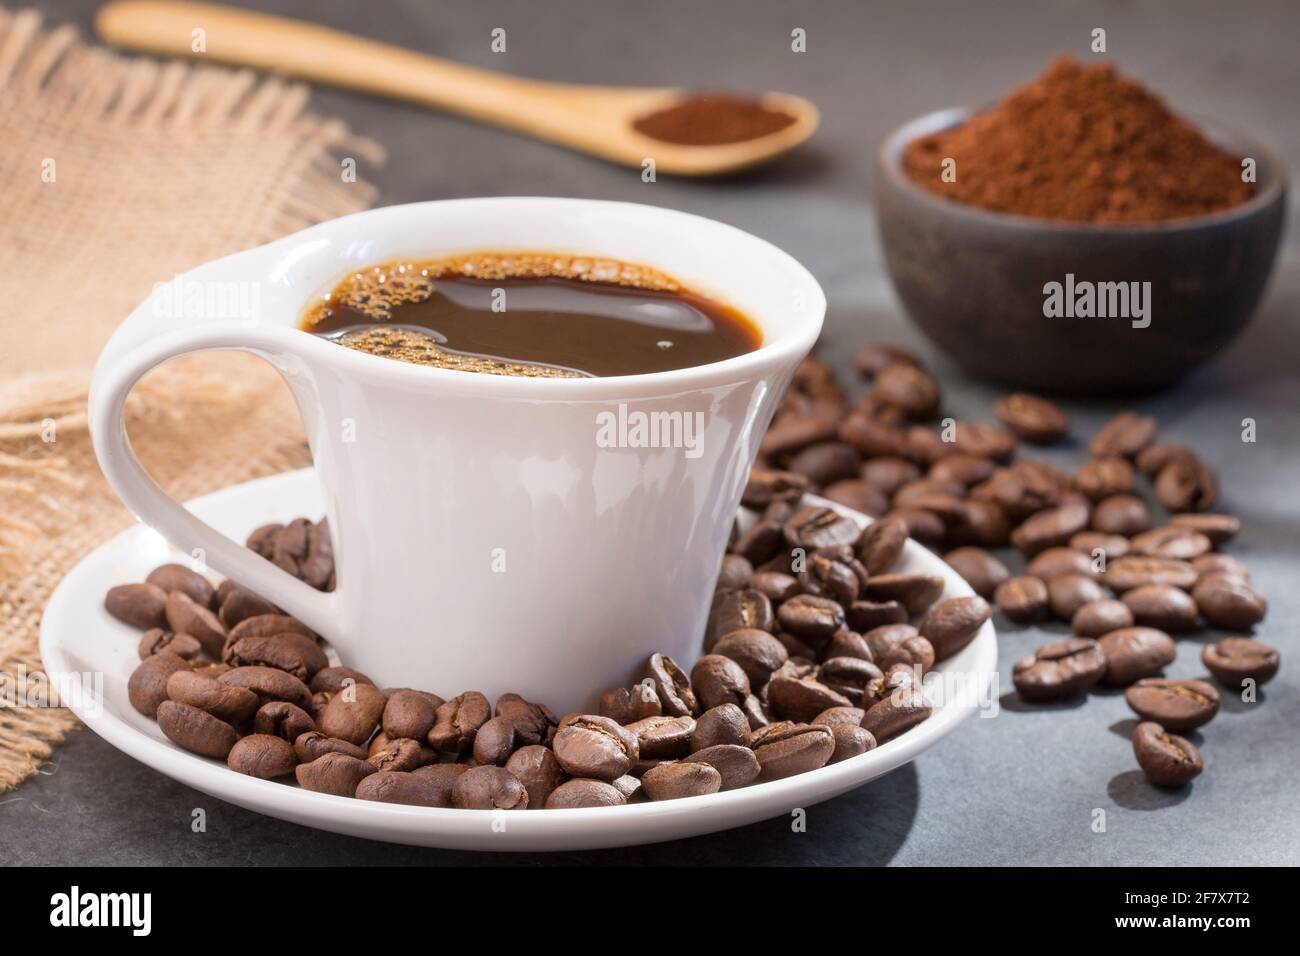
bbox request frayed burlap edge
[0,7,384,789]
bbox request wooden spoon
[95,0,819,176]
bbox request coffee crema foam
[301,251,760,379]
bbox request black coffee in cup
[301,252,761,378]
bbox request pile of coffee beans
[107,483,977,807]
[757,345,1279,789]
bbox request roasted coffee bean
[740,694,770,731]
[823,630,873,662]
[760,413,840,458]
[706,589,774,649]
[545,779,626,809]
[861,573,945,616]
[828,724,877,762]
[1191,553,1250,584]
[854,517,907,578]
[822,479,889,517]
[786,441,861,486]
[412,763,472,804]
[684,744,761,790]
[749,570,801,604]
[1047,573,1106,621]
[995,393,1069,443]
[503,746,564,808]
[777,594,846,645]
[293,731,366,763]
[783,504,862,551]
[861,457,922,495]
[227,613,315,644]
[1071,599,1134,638]
[382,689,437,741]
[819,657,884,697]
[254,700,316,741]
[942,547,1009,598]
[295,751,376,797]
[319,682,388,745]
[552,715,638,781]
[165,668,259,724]
[426,691,490,753]
[625,715,696,758]
[163,590,227,658]
[309,666,375,695]
[468,715,515,766]
[974,466,1059,521]
[1202,638,1280,687]
[812,705,867,727]
[845,599,908,634]
[994,575,1049,624]
[1122,584,1200,632]
[929,453,997,488]
[855,343,920,378]
[1012,638,1106,701]
[950,420,1017,461]
[223,632,328,682]
[874,363,941,418]
[689,704,751,751]
[646,653,698,717]
[1192,577,1267,630]
[597,682,663,724]
[451,766,528,809]
[640,760,722,801]
[1090,494,1151,536]
[711,629,788,688]
[1155,456,1218,512]
[1130,526,1212,561]
[218,585,279,629]
[730,519,784,566]
[156,700,238,759]
[1098,627,1176,686]
[1125,679,1220,732]
[356,771,447,807]
[1090,411,1157,459]
[894,479,966,516]
[1011,498,1090,555]
[1075,457,1135,500]
[751,722,835,779]
[1135,441,1196,477]
[885,507,946,544]
[138,628,202,661]
[1026,546,1098,581]
[128,652,191,718]
[105,582,169,630]
[146,564,217,609]
[919,596,991,660]
[797,546,864,603]
[1104,556,1197,592]
[839,412,911,459]
[1169,512,1240,546]
[227,734,297,779]
[860,691,931,742]
[492,693,556,746]
[864,624,935,672]
[717,554,754,590]
[691,655,751,710]
[1132,721,1203,788]
[742,466,813,512]
[766,676,853,722]
[1068,531,1130,560]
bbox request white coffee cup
[89,198,824,708]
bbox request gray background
[6,0,1297,865]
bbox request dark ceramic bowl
[874,108,1287,393]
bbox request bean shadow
[1107,770,1193,810]
[998,690,1087,713]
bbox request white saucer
[40,469,997,851]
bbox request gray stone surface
[6,0,1297,865]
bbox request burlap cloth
[0,8,384,789]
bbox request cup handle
[88,321,338,636]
